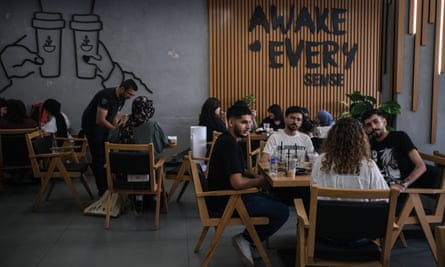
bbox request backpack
[30,102,49,125]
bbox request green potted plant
[339,91,401,129]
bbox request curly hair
[320,117,371,175]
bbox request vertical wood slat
[441,0,445,73]
[431,0,444,144]
[430,0,436,23]
[394,0,406,93]
[412,0,423,111]
[409,0,416,34]
[209,0,383,122]
[422,0,430,45]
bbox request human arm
[229,172,264,190]
[95,107,115,129]
[398,149,426,190]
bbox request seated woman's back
[0,99,38,129]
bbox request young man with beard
[81,79,138,196]
[260,106,314,164]
[207,104,289,267]
[362,109,426,192]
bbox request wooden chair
[435,225,445,267]
[166,131,221,204]
[0,127,39,190]
[104,142,168,230]
[390,151,445,262]
[25,130,93,211]
[55,135,90,164]
[294,185,399,267]
[188,155,272,267]
[246,134,265,175]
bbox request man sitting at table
[362,109,426,193]
[260,106,314,206]
[207,103,289,267]
[260,106,314,163]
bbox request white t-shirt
[311,153,389,201]
[314,126,332,138]
[42,112,71,134]
[263,130,314,161]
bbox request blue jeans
[241,192,289,242]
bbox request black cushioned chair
[294,185,398,267]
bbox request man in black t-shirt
[81,79,138,196]
[362,109,426,192]
[207,104,289,267]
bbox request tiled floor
[0,175,438,267]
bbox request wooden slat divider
[409,0,416,34]
[394,0,405,93]
[412,0,423,111]
[422,0,430,45]
[209,0,383,121]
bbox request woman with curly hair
[311,117,388,199]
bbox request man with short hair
[81,79,138,196]
[362,109,426,192]
[260,106,314,163]
[207,104,289,267]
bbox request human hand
[82,40,114,80]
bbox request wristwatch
[395,180,409,190]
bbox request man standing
[260,106,314,163]
[207,104,289,267]
[81,79,138,196]
[362,109,426,192]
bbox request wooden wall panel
[209,0,383,122]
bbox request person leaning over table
[207,103,289,267]
[311,117,389,197]
[81,79,138,197]
[362,109,426,207]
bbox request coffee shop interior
[1,0,445,266]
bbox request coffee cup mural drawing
[32,11,65,77]
[0,0,153,94]
[70,14,102,79]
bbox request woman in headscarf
[118,96,169,155]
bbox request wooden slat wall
[209,0,383,122]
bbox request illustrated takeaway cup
[69,14,103,79]
[32,12,65,77]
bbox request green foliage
[340,91,401,119]
[241,94,256,109]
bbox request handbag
[83,190,124,217]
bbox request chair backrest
[189,156,212,222]
[193,130,221,178]
[104,142,156,191]
[0,127,39,169]
[306,185,398,263]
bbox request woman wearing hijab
[117,96,170,156]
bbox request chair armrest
[404,188,445,194]
[154,156,167,169]
[249,147,261,157]
[196,187,259,197]
[29,151,73,159]
[294,198,309,227]
[193,156,209,161]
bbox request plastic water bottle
[269,146,279,176]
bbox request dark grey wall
[0,0,208,154]
[1,0,444,155]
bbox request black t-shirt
[199,115,227,142]
[370,131,417,181]
[207,132,244,211]
[81,88,125,132]
[260,117,285,131]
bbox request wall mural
[0,0,152,94]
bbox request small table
[257,162,311,188]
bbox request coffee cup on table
[286,158,297,178]
[168,136,177,145]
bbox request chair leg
[33,176,51,211]
[62,174,84,210]
[45,181,56,201]
[399,232,408,248]
[80,174,94,199]
[104,191,112,229]
[194,226,210,252]
[176,181,189,203]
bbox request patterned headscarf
[119,96,155,143]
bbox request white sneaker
[232,233,254,267]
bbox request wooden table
[257,162,311,187]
